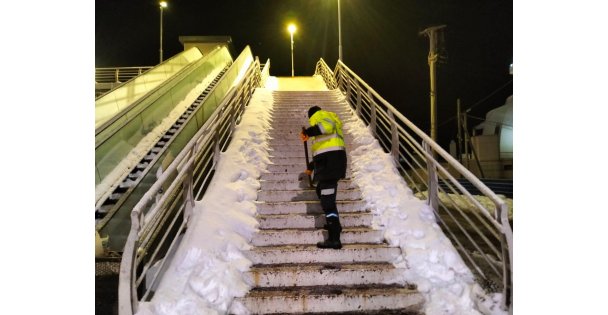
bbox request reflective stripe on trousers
[316,179,339,218]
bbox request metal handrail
[118,57,262,315]
[315,58,513,310]
[95,66,154,84]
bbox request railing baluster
[388,110,399,161]
[368,90,377,136]
[346,79,352,105]
[183,148,195,226]
[423,142,438,212]
[356,81,362,118]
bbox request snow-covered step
[272,109,348,113]
[267,140,355,149]
[260,170,353,181]
[267,150,319,158]
[268,128,354,135]
[268,135,354,143]
[266,163,352,174]
[232,285,424,314]
[268,155,353,165]
[260,179,356,191]
[255,199,368,215]
[267,144,355,155]
[271,104,346,108]
[257,188,361,202]
[244,262,405,288]
[272,105,348,109]
[269,119,353,126]
[244,244,402,265]
[252,227,383,246]
[257,212,372,229]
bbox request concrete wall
[178,36,235,57]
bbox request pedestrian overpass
[95,45,512,314]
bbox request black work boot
[317,217,342,249]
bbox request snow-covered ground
[136,77,507,315]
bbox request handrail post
[183,149,195,226]
[368,90,377,136]
[499,202,513,310]
[388,111,399,162]
[337,67,345,92]
[213,111,222,169]
[346,79,352,105]
[424,141,438,212]
[115,68,120,83]
[356,82,362,118]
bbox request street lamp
[337,0,343,61]
[288,24,296,77]
[159,1,168,63]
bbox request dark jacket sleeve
[303,125,322,137]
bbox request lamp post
[338,0,343,61]
[159,1,167,63]
[288,24,296,77]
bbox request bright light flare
[160,1,168,8]
[287,24,296,34]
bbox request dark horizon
[96,0,513,149]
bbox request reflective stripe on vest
[314,146,345,156]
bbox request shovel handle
[302,127,313,188]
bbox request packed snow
[135,77,507,315]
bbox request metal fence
[117,57,262,315]
[315,58,513,310]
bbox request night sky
[96,0,513,148]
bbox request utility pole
[463,110,470,169]
[419,25,446,142]
[457,98,462,164]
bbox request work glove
[304,169,312,176]
[299,131,309,142]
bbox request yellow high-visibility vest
[309,110,345,156]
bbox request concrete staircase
[232,90,424,314]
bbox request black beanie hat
[308,106,321,118]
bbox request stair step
[268,137,355,146]
[256,200,367,215]
[232,284,424,314]
[267,149,355,158]
[244,244,402,265]
[260,179,356,191]
[266,163,352,174]
[252,228,383,246]
[268,156,353,165]
[258,212,372,229]
[245,262,405,288]
[260,172,351,181]
[257,189,361,202]
[235,91,423,315]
